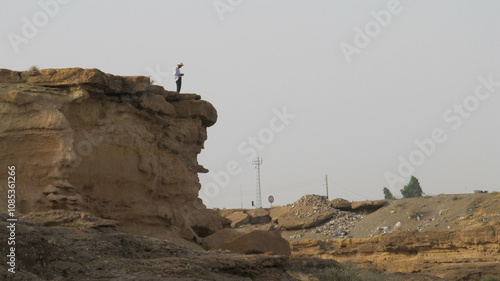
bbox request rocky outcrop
[0,68,221,241]
[291,222,500,280]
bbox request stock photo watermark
[7,0,72,54]
[6,165,17,274]
[339,0,406,64]
[200,106,296,203]
[384,74,500,191]
[146,64,170,85]
[213,0,245,21]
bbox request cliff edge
[0,68,222,243]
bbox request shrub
[383,187,396,200]
[400,176,424,198]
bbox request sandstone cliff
[0,68,222,242]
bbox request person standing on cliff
[173,62,184,93]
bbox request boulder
[226,211,250,228]
[201,228,243,250]
[331,198,352,210]
[219,230,291,256]
[247,208,271,224]
[351,200,387,210]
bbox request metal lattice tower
[252,157,263,208]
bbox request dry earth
[350,193,500,237]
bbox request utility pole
[252,157,263,208]
[240,185,243,209]
[325,174,329,199]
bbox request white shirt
[173,66,182,81]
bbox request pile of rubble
[317,211,364,238]
[272,195,364,238]
[289,195,333,219]
[294,194,330,207]
[219,195,389,240]
[270,195,338,230]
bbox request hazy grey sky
[2,0,500,208]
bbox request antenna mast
[252,157,263,208]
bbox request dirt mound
[350,193,500,237]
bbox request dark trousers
[176,77,182,93]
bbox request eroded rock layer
[291,222,500,280]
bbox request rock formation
[291,222,500,280]
[0,68,222,241]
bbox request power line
[327,178,373,200]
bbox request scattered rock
[316,211,363,238]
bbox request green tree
[383,187,396,199]
[400,176,424,198]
